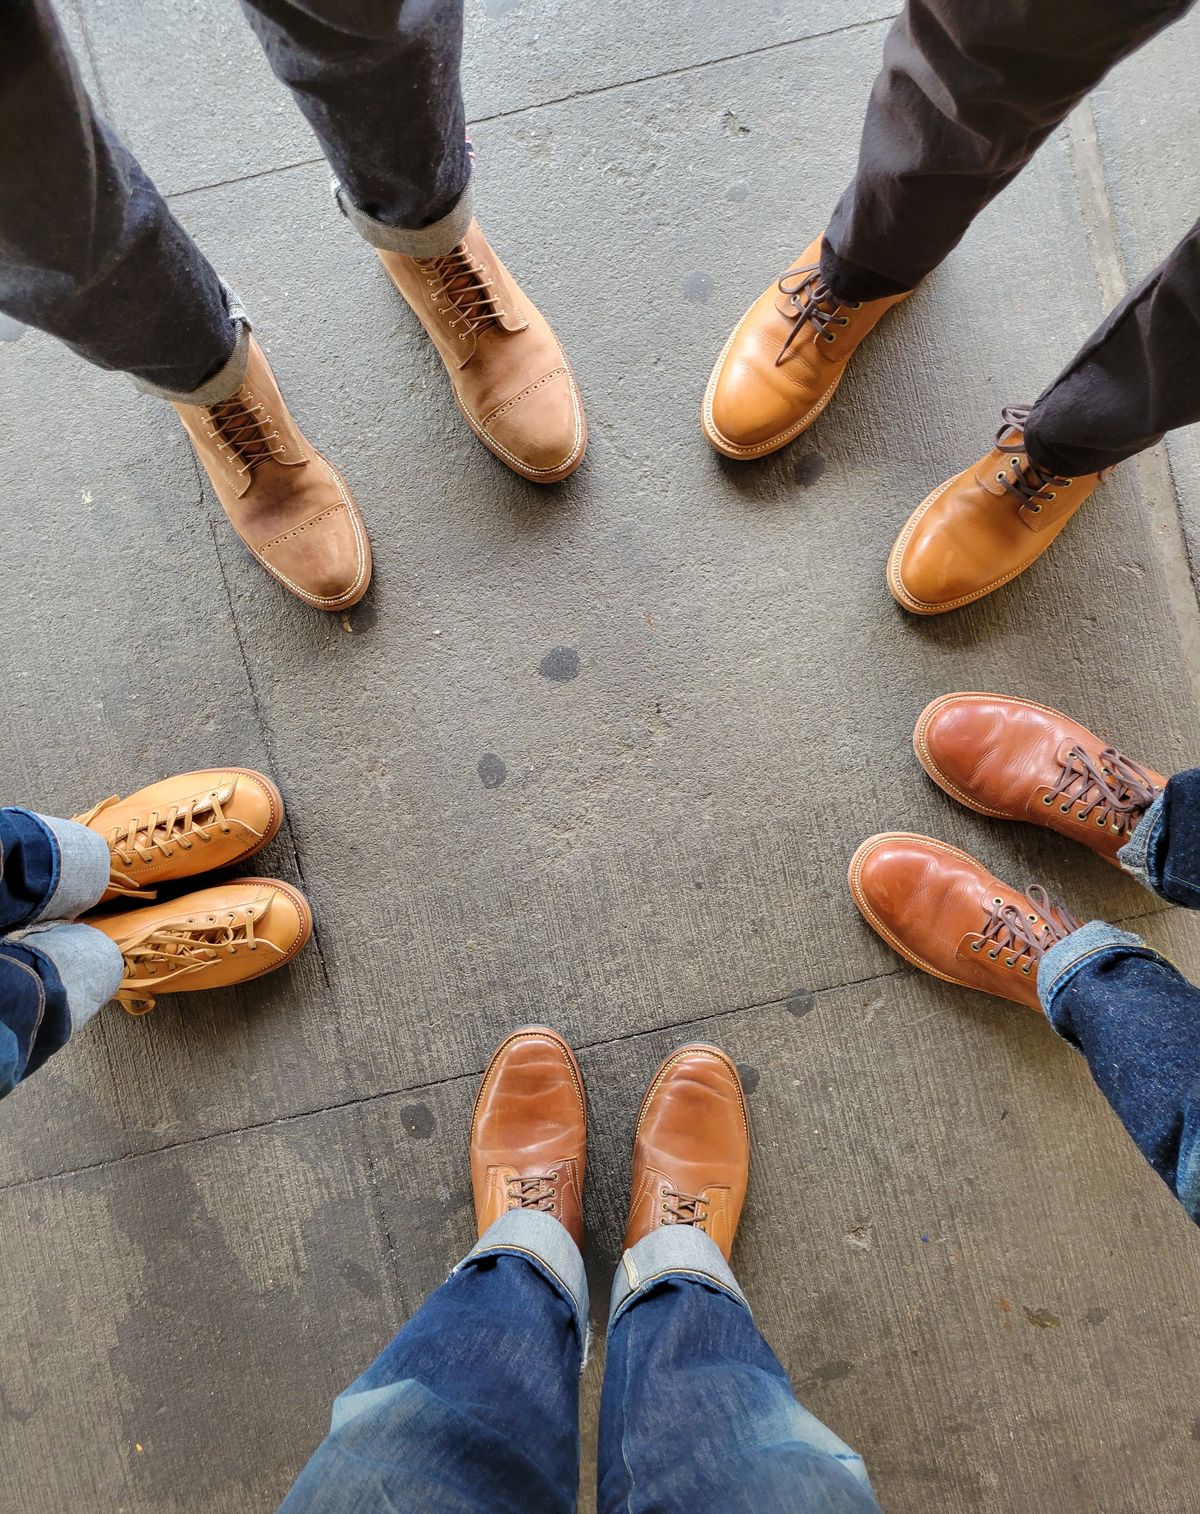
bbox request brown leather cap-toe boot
[89,878,312,1015]
[703,236,908,459]
[888,407,1108,614]
[470,1026,586,1245]
[76,768,284,903]
[378,221,586,484]
[849,833,1081,1010]
[174,336,371,611]
[624,1045,749,1261]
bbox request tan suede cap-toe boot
[378,220,586,484]
[174,336,371,611]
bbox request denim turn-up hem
[608,1224,749,1329]
[28,813,112,925]
[457,1209,589,1341]
[1037,920,1153,1009]
[132,281,252,405]
[1117,791,1165,890]
[331,173,474,258]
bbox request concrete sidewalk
[2,3,1199,1510]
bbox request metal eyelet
[996,472,1006,482]
[1060,805,1072,814]
[1022,963,1032,975]
[1045,491,1057,501]
[1011,457,1021,468]
[987,949,1001,960]
[1029,503,1042,514]
[993,897,1003,906]
[1096,816,1107,826]
[1042,794,1053,805]
[970,941,982,952]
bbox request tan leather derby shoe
[76,767,284,902]
[90,877,312,1015]
[915,693,1165,866]
[888,406,1109,614]
[469,1026,586,1245]
[379,220,586,484]
[849,833,1080,1010]
[175,336,371,611]
[703,235,907,459]
[623,1044,749,1261]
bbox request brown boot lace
[970,885,1081,977]
[416,243,507,348]
[204,389,287,478]
[505,1172,560,1214]
[74,790,235,900]
[1044,746,1161,838]
[115,906,269,1015]
[775,263,862,367]
[993,405,1072,515]
[660,1186,710,1232]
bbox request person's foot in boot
[849,833,1081,1010]
[76,768,284,903]
[378,221,586,485]
[888,406,1110,615]
[914,694,1166,867]
[623,1045,749,1260]
[89,878,312,1016]
[702,235,908,460]
[174,336,371,611]
[470,1026,586,1245]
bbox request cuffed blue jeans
[1036,767,1200,1222]
[0,808,122,1097]
[279,1211,881,1513]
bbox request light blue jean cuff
[1117,791,1165,893]
[30,813,111,924]
[457,1210,589,1337]
[1037,920,1155,1013]
[609,1225,748,1331]
[134,281,252,405]
[17,921,124,1032]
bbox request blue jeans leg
[598,1227,881,1514]
[279,1211,587,1513]
[1040,923,1200,1222]
[1119,768,1200,908]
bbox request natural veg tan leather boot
[888,406,1109,614]
[703,235,908,459]
[849,833,1081,1010]
[623,1045,749,1261]
[469,1026,586,1245]
[915,694,1166,867]
[378,221,586,484]
[174,336,371,611]
[76,768,284,902]
[89,878,312,1015]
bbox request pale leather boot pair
[704,235,1109,614]
[176,221,584,612]
[76,770,311,1015]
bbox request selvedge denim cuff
[457,1209,589,1335]
[608,1225,749,1330]
[1117,791,1165,892]
[29,813,112,923]
[1037,920,1156,1012]
[332,173,474,257]
[133,281,252,405]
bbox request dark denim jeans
[0,1,470,402]
[279,1212,880,1513]
[1037,767,1200,1222]
[0,807,122,1097]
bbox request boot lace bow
[1045,745,1161,837]
[774,264,861,367]
[75,790,235,900]
[116,906,268,1015]
[417,243,507,346]
[971,885,1080,975]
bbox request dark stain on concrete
[785,989,816,1019]
[401,1103,436,1140]
[539,646,580,682]
[803,1359,854,1389]
[793,452,827,487]
[1023,1307,1061,1330]
[721,108,751,138]
[347,597,378,633]
[339,1259,380,1299]
[1191,1417,1200,1442]
[1083,1305,1109,1326]
[683,271,714,303]
[477,752,507,789]
[736,1063,760,1096]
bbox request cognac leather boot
[703,235,908,459]
[469,1026,587,1245]
[174,336,371,610]
[76,768,284,902]
[378,221,586,484]
[849,834,1081,1009]
[888,406,1109,614]
[90,878,313,1015]
[623,1045,749,1261]
[914,694,1166,866]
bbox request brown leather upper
[624,1045,749,1260]
[703,235,907,459]
[76,768,283,902]
[175,336,371,610]
[849,833,1080,1010]
[889,412,1105,614]
[915,694,1166,866]
[470,1027,586,1245]
[379,221,586,484]
[89,877,312,1015]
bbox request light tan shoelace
[115,908,266,1015]
[204,390,287,477]
[74,791,234,899]
[660,1187,710,1232]
[1044,746,1161,838]
[970,885,1081,977]
[416,243,506,345]
[505,1172,559,1214]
